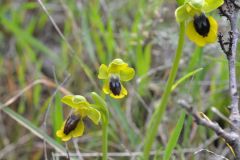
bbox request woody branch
[181,0,240,159]
[218,0,240,129]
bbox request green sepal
[189,0,204,10]
[61,95,90,109]
[175,4,193,22]
[202,0,224,13]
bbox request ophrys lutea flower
[175,0,223,46]
[98,59,135,99]
[56,95,101,141]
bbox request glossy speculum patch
[193,14,210,37]
[63,114,80,135]
[109,76,121,95]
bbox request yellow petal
[71,120,84,138]
[56,123,72,142]
[56,129,64,138]
[120,67,135,82]
[186,20,207,46]
[205,16,218,43]
[61,135,72,141]
[102,80,110,94]
[98,64,108,79]
[108,59,128,73]
[56,121,66,138]
[109,93,125,99]
[86,107,101,125]
[61,95,90,109]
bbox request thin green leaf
[110,99,140,147]
[2,107,66,154]
[163,112,185,160]
[80,8,96,64]
[1,17,60,65]
[52,93,64,142]
[171,68,203,91]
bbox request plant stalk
[143,22,185,159]
[102,117,109,160]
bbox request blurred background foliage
[0,0,238,159]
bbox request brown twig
[0,77,72,110]
[178,100,240,159]
[218,0,240,158]
[180,0,240,158]
[229,0,240,9]
[218,6,231,19]
[218,0,240,129]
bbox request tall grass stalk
[102,119,108,160]
[91,92,109,160]
[163,111,185,160]
[143,22,185,159]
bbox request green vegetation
[0,0,235,159]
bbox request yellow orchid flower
[98,58,135,99]
[175,0,223,46]
[56,95,101,141]
[186,14,218,46]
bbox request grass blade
[163,111,185,160]
[2,107,66,154]
[171,68,203,91]
[52,93,64,142]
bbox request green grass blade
[80,8,96,64]
[2,107,66,154]
[163,111,185,160]
[1,17,59,62]
[186,47,203,73]
[110,99,140,147]
[143,22,186,159]
[52,93,64,142]
[171,68,203,91]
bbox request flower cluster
[56,59,135,141]
[175,0,223,46]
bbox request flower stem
[143,22,185,159]
[90,92,109,160]
[102,118,108,160]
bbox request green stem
[90,92,109,160]
[143,22,185,159]
[102,118,108,160]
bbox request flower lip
[186,16,218,46]
[193,13,210,37]
[63,114,80,135]
[109,76,121,96]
